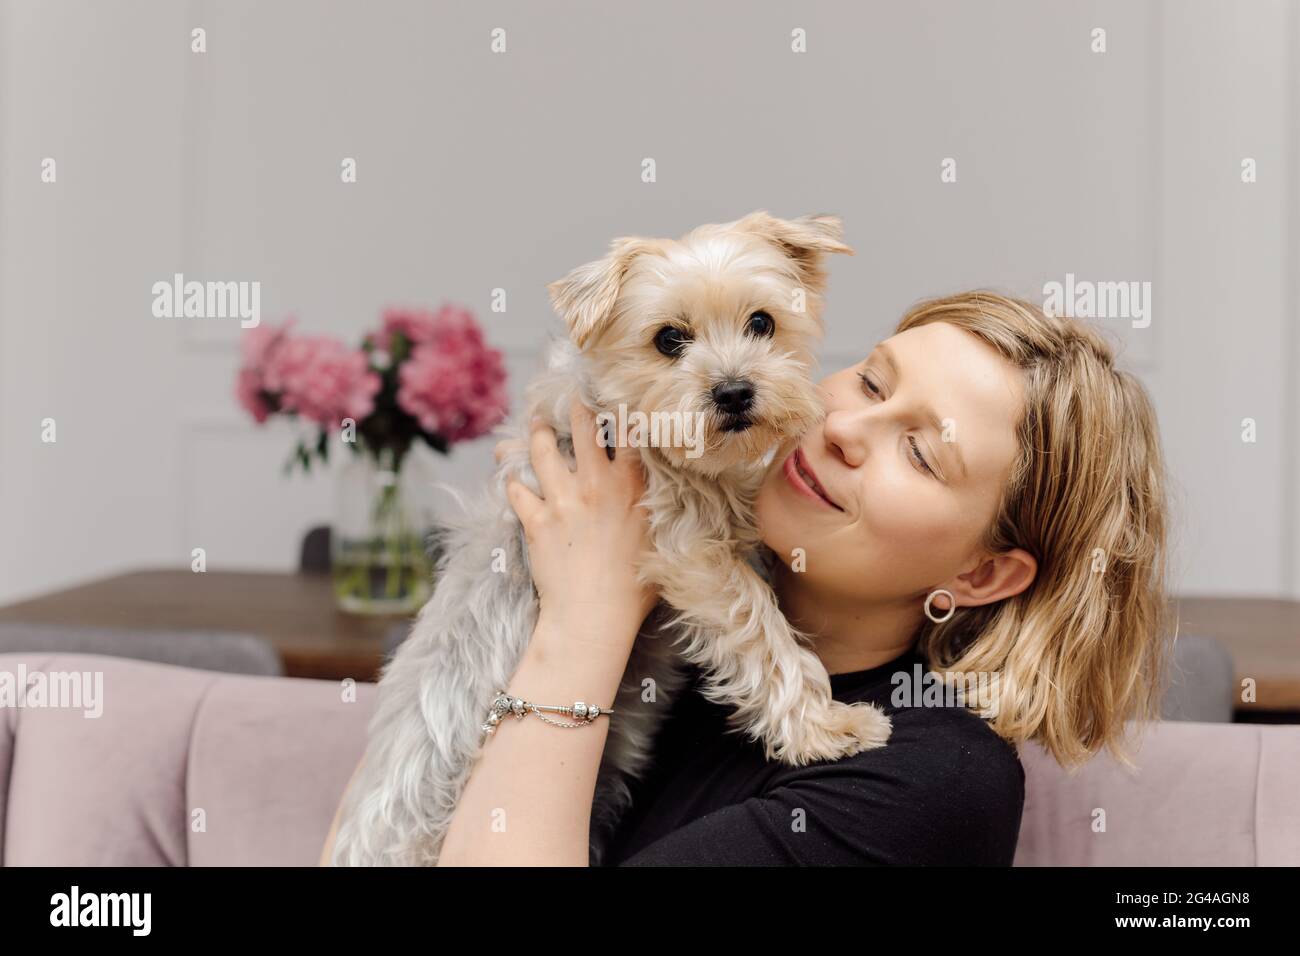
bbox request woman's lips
[782,447,843,511]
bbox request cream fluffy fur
[331,211,891,866]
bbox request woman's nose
[822,408,867,467]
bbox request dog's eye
[654,325,693,358]
[746,311,775,338]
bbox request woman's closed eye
[857,370,937,478]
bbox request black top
[602,645,1025,866]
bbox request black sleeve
[616,716,1025,867]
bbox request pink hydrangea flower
[397,305,508,444]
[235,319,296,423]
[264,334,381,431]
[238,304,507,452]
[367,307,442,353]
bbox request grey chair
[1161,633,1236,723]
[299,525,332,574]
[0,622,283,677]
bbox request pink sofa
[2,652,1297,866]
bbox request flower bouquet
[237,305,509,614]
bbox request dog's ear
[734,211,854,290]
[547,237,653,349]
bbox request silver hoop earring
[924,588,956,624]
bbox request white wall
[0,0,1296,604]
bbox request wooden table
[0,572,1296,707]
[1174,596,1300,712]
[0,569,404,681]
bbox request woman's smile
[782,445,844,511]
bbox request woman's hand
[498,400,656,646]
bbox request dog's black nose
[710,379,755,415]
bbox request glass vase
[331,445,434,615]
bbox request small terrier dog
[331,211,891,866]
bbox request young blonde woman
[322,290,1172,866]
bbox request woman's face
[756,321,1026,609]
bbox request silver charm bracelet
[481,690,615,734]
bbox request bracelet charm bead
[481,690,615,735]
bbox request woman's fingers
[613,437,648,492]
[527,416,573,499]
[505,477,543,530]
[494,437,528,466]
[516,403,640,510]
[567,399,607,473]
[569,399,648,499]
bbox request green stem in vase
[341,560,367,600]
[367,470,400,603]
[386,489,403,602]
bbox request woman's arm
[437,401,655,866]
[435,614,638,865]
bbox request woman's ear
[547,237,654,349]
[941,548,1038,611]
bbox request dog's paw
[830,700,893,753]
[772,701,892,765]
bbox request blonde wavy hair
[900,291,1173,770]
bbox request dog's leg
[645,536,892,766]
